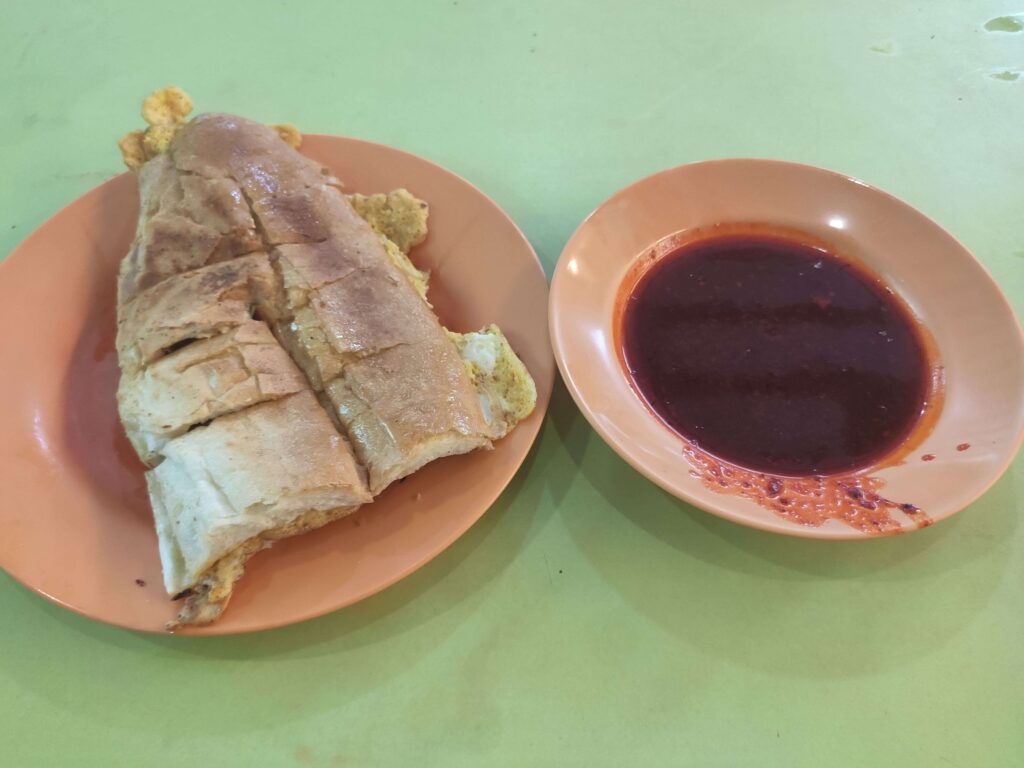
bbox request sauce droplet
[984,16,1023,33]
[956,443,970,452]
[921,454,936,461]
[681,441,930,534]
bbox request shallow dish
[550,158,1023,538]
[0,135,553,634]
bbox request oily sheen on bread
[115,89,536,628]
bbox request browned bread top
[116,252,283,375]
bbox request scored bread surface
[117,107,536,627]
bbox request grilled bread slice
[115,89,537,628]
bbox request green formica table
[3,2,1022,766]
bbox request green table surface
[3,2,1022,766]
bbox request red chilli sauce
[618,225,941,534]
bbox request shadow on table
[1,412,563,735]
[551,382,1019,679]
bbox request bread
[117,321,308,463]
[116,89,537,628]
[118,153,263,304]
[116,253,284,376]
[148,391,370,624]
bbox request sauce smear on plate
[621,231,930,476]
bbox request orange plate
[550,159,1024,539]
[0,135,553,634]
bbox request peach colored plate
[550,158,1024,539]
[0,135,553,634]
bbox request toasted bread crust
[117,94,535,627]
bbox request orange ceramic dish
[550,159,1024,539]
[0,136,553,634]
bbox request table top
[2,2,1021,766]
